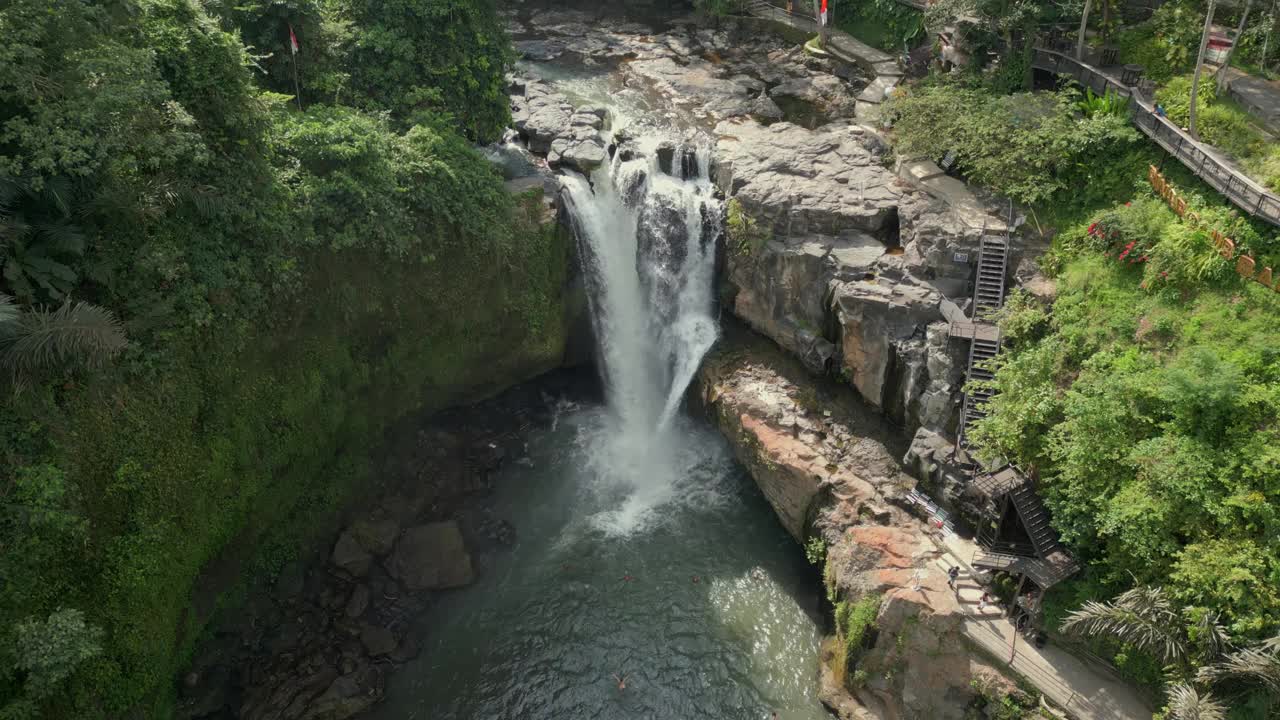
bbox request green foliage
[835,593,882,684]
[726,197,767,258]
[805,535,827,566]
[693,0,733,16]
[0,0,569,716]
[0,177,91,304]
[328,0,512,141]
[887,79,1139,205]
[1155,74,1279,191]
[1115,2,1204,83]
[970,191,1280,644]
[0,298,128,384]
[2,609,102,720]
[1076,87,1130,119]
[833,0,924,52]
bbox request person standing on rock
[947,565,960,590]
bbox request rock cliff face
[715,119,972,436]
[697,336,1017,719]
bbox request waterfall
[561,135,723,436]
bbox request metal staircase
[954,226,1011,449]
[972,233,1010,319]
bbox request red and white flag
[820,0,828,26]
[289,24,300,55]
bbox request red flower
[1125,202,1132,207]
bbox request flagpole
[289,23,304,112]
[292,56,303,111]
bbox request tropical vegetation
[886,5,1279,716]
[0,0,570,717]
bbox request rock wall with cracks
[712,118,982,438]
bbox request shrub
[805,536,827,567]
[836,593,882,684]
[887,81,1138,206]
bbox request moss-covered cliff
[0,0,579,716]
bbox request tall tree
[1189,0,1218,137]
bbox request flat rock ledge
[697,338,1018,720]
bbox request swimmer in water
[613,673,629,691]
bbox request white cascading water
[561,134,722,436]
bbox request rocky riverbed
[176,374,593,720]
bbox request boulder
[747,95,784,122]
[1015,256,1056,302]
[331,532,372,578]
[656,141,677,176]
[349,515,400,556]
[516,83,574,154]
[714,119,902,235]
[728,232,884,367]
[831,279,942,410]
[296,674,376,720]
[360,625,397,657]
[345,584,370,619]
[386,521,475,591]
[902,427,971,511]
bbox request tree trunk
[1077,0,1093,60]
[1216,0,1254,89]
[1189,0,1217,138]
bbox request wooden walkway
[1031,48,1280,227]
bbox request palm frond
[1060,586,1188,665]
[0,294,17,329]
[36,218,87,256]
[1188,610,1232,662]
[1165,684,1227,720]
[1,301,127,373]
[1197,645,1280,694]
[1260,635,1280,655]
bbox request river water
[370,405,831,720]
[371,40,834,720]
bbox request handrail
[1030,47,1280,227]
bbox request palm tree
[0,294,128,385]
[1164,684,1228,720]
[1197,635,1280,694]
[1063,586,1280,718]
[1061,585,1229,668]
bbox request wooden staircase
[1009,479,1061,557]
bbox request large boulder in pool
[385,521,474,591]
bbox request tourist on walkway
[978,592,990,613]
[947,565,960,589]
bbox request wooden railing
[1031,48,1280,227]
